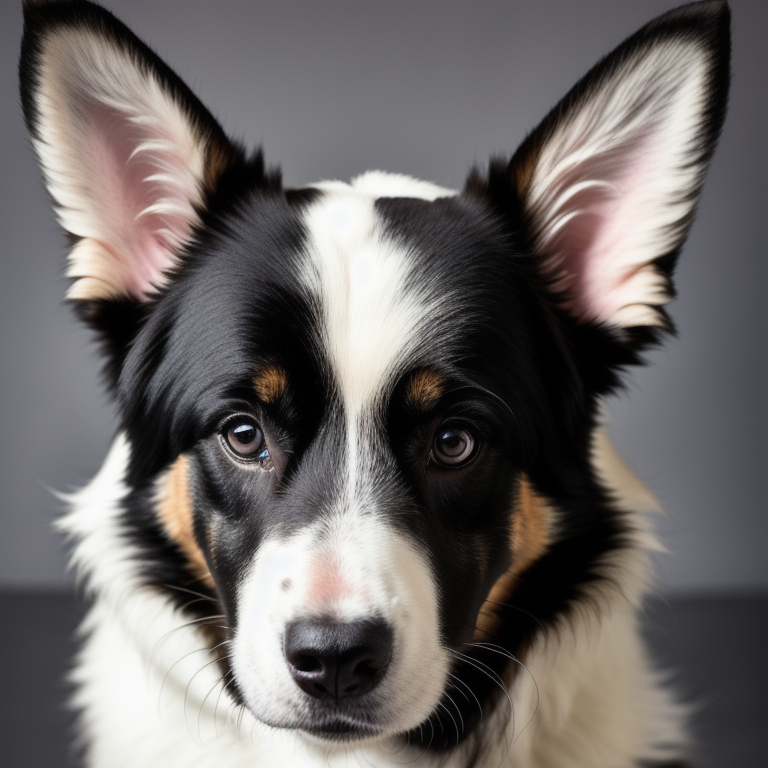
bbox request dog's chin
[251,706,394,747]
[295,720,386,746]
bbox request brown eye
[223,417,267,461]
[432,427,477,467]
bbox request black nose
[284,618,393,701]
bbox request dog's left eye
[432,426,478,467]
[222,417,270,464]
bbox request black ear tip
[667,0,729,17]
[698,0,730,15]
[637,0,730,44]
[698,0,731,33]
[22,0,78,23]
[661,0,731,35]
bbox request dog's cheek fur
[153,455,214,590]
[473,475,556,641]
[414,451,520,643]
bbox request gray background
[1,0,765,593]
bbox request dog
[20,1,730,766]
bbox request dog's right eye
[222,417,269,462]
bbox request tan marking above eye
[253,364,288,404]
[154,455,214,589]
[404,369,446,412]
[473,474,555,641]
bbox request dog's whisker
[158,640,229,719]
[197,674,227,742]
[426,716,436,753]
[393,720,433,765]
[447,383,518,431]
[149,614,227,664]
[182,646,232,743]
[157,645,212,718]
[225,698,238,735]
[463,641,518,660]
[162,583,218,604]
[458,641,541,760]
[178,595,218,613]
[478,599,546,634]
[417,725,436,764]
[442,690,465,744]
[447,648,515,738]
[447,676,471,703]
[148,616,230,692]
[436,702,460,747]
[447,671,483,720]
[213,669,233,736]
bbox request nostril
[283,618,394,701]
[355,660,375,676]
[292,655,322,674]
[341,659,379,695]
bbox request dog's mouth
[298,718,382,743]
[260,705,387,745]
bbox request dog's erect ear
[20,0,245,304]
[469,1,729,333]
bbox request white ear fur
[29,25,223,302]
[516,26,725,329]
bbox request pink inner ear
[85,105,199,301]
[550,141,671,324]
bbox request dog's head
[21,0,729,751]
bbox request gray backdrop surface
[1,0,765,592]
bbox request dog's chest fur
[20,2,730,766]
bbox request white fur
[351,171,456,200]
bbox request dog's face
[145,185,552,739]
[21,0,729,751]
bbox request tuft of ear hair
[468,0,730,335]
[19,0,243,304]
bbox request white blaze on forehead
[301,185,443,418]
[351,171,456,200]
